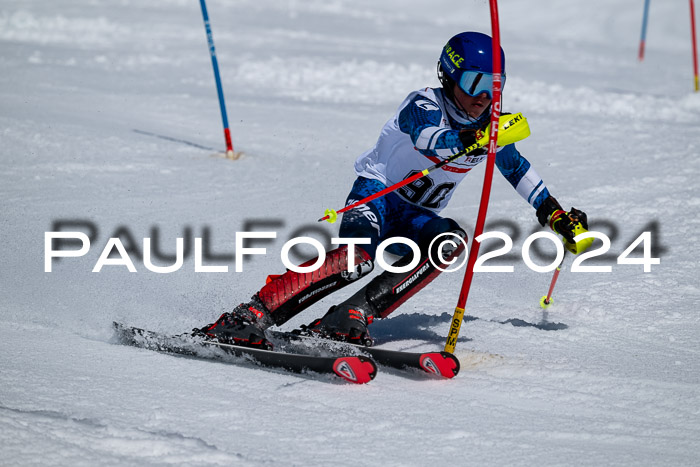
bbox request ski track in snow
[1,0,700,465]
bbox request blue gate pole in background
[200,0,237,158]
[638,0,651,61]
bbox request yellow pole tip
[540,296,552,309]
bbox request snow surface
[2,0,700,465]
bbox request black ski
[268,330,460,379]
[112,322,377,384]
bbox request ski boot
[194,295,273,350]
[303,303,374,347]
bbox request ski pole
[540,251,567,309]
[318,112,530,223]
[199,0,238,159]
[444,0,503,354]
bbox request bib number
[398,171,455,209]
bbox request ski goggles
[458,70,505,98]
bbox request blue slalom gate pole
[200,0,236,157]
[639,0,651,61]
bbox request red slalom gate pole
[444,0,503,353]
[691,0,699,91]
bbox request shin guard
[258,245,373,326]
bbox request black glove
[458,128,483,148]
[536,196,588,244]
[458,116,492,148]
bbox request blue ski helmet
[438,32,506,98]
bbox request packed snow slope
[2,0,700,465]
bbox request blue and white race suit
[340,87,550,258]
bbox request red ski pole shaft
[318,170,426,222]
[545,267,562,303]
[540,251,566,308]
[317,137,488,223]
[544,260,564,303]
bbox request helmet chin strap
[450,85,469,115]
[437,63,471,117]
[437,62,489,123]
[437,62,459,107]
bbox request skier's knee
[418,217,467,254]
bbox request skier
[196,31,588,349]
